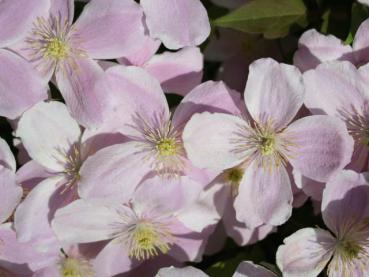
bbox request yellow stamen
[45,38,68,60]
[60,257,94,277]
[156,138,177,157]
[260,135,276,156]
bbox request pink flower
[294,18,369,71]
[0,0,48,119]
[76,68,243,202]
[277,170,369,276]
[52,176,217,276]
[304,61,369,172]
[0,138,22,224]
[13,101,124,243]
[141,0,210,50]
[183,58,354,228]
[11,0,147,128]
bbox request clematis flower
[277,170,369,276]
[140,0,210,50]
[304,61,369,172]
[0,0,48,119]
[155,266,208,277]
[183,58,354,228]
[0,138,22,224]
[76,67,244,202]
[13,101,124,243]
[52,176,217,276]
[359,0,369,6]
[12,0,147,128]
[294,18,369,71]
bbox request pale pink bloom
[77,67,243,202]
[304,61,369,172]
[13,101,124,243]
[0,138,22,224]
[52,176,217,276]
[183,58,354,228]
[358,0,369,6]
[141,0,210,50]
[12,0,147,128]
[294,18,369,71]
[119,45,204,96]
[277,170,369,276]
[0,1,48,119]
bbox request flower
[76,67,244,202]
[13,101,123,243]
[52,176,217,276]
[183,58,354,228]
[277,170,369,276]
[304,61,369,172]
[11,0,148,128]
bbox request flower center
[45,38,69,60]
[60,257,94,277]
[156,138,177,157]
[260,135,276,156]
[339,240,362,260]
[225,167,244,196]
[128,221,173,261]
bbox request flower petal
[52,199,121,244]
[14,176,62,242]
[234,261,277,277]
[303,61,369,116]
[74,0,146,59]
[322,170,369,236]
[353,18,369,65]
[144,47,203,96]
[0,168,22,224]
[155,266,208,277]
[0,49,48,119]
[294,29,353,72]
[50,0,74,25]
[234,162,293,228]
[16,101,81,172]
[78,142,150,203]
[276,228,335,277]
[0,137,16,172]
[183,112,247,171]
[286,115,354,182]
[244,58,304,130]
[56,58,107,129]
[0,0,50,48]
[173,81,244,130]
[141,0,210,49]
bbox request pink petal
[0,0,50,48]
[183,112,247,171]
[353,18,369,65]
[14,177,63,242]
[303,61,369,117]
[16,102,81,172]
[294,29,353,72]
[173,81,244,129]
[244,58,304,130]
[322,170,369,237]
[78,142,150,203]
[234,162,293,228]
[16,160,55,191]
[234,261,277,277]
[55,58,107,129]
[99,65,169,134]
[276,228,335,276]
[74,0,146,59]
[0,168,22,223]
[50,0,74,25]
[141,0,210,49]
[117,36,160,67]
[144,47,203,96]
[286,115,354,182]
[292,170,325,201]
[93,241,139,277]
[52,199,121,244]
[0,49,48,119]
[0,137,16,171]
[156,266,208,277]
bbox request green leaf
[213,0,307,39]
